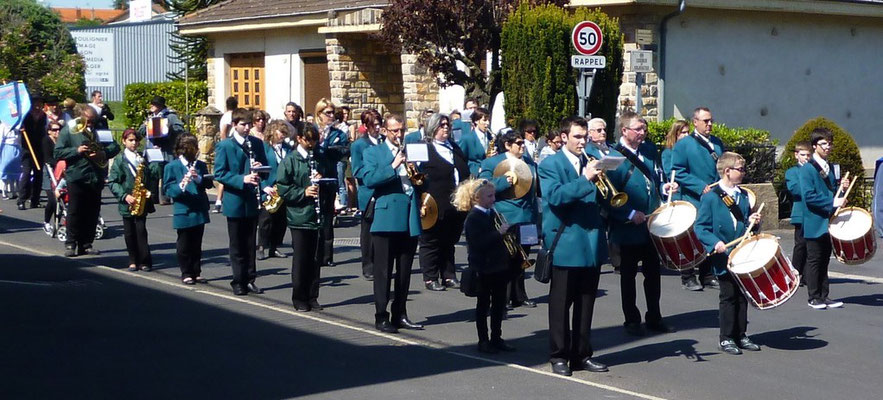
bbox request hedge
[123,81,208,130]
[647,118,778,183]
[776,116,867,210]
[501,4,623,134]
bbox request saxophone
[486,134,496,158]
[262,185,283,213]
[129,158,152,216]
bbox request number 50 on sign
[572,21,604,56]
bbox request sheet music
[145,148,164,163]
[596,155,626,171]
[95,130,113,143]
[405,143,429,162]
[520,224,539,245]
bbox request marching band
[45,98,871,376]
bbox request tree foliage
[123,80,208,129]
[167,0,221,81]
[379,0,567,110]
[0,0,86,100]
[501,3,623,133]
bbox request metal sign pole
[577,68,596,118]
[635,71,643,115]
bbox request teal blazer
[660,147,681,201]
[404,130,423,145]
[163,159,211,229]
[537,150,608,268]
[785,166,804,225]
[695,188,750,276]
[798,161,837,239]
[350,136,379,211]
[314,125,349,178]
[213,136,269,218]
[362,143,422,236]
[107,153,161,218]
[451,120,470,145]
[459,127,492,176]
[671,133,724,207]
[478,153,538,225]
[607,141,665,246]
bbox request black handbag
[460,266,481,297]
[534,219,568,284]
[362,197,376,222]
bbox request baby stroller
[47,160,106,242]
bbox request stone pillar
[206,44,217,107]
[618,14,661,120]
[400,53,439,130]
[194,105,222,171]
[325,34,405,122]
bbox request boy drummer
[695,152,762,355]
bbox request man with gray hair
[586,118,610,156]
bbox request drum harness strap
[712,185,745,223]
[808,158,836,192]
[690,133,719,161]
[614,143,661,200]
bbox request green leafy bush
[123,81,208,130]
[776,116,867,209]
[501,3,623,134]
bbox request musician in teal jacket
[256,121,289,260]
[479,130,539,309]
[671,107,724,291]
[163,134,212,284]
[458,107,494,176]
[539,116,608,376]
[607,112,678,335]
[785,141,812,284]
[213,108,270,296]
[695,152,762,355]
[798,129,849,309]
[351,109,383,280]
[362,114,423,334]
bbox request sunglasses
[439,122,450,128]
[513,141,525,146]
[323,110,335,116]
[48,128,61,132]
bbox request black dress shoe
[322,261,336,267]
[79,245,100,256]
[375,320,398,334]
[256,247,269,261]
[233,286,248,296]
[624,322,645,336]
[573,358,608,373]
[478,341,499,354]
[521,300,537,308]
[64,247,77,257]
[293,301,311,312]
[645,321,674,333]
[308,300,324,311]
[737,337,761,351]
[703,278,720,289]
[30,202,41,209]
[271,250,287,258]
[395,317,424,330]
[363,274,374,281]
[683,277,703,291]
[490,339,516,352]
[425,281,445,291]
[506,303,515,311]
[17,203,26,210]
[247,282,264,294]
[140,265,152,272]
[719,339,742,355]
[444,278,460,289]
[550,361,572,376]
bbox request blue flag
[0,81,31,130]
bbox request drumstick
[666,170,676,204]
[705,202,764,257]
[834,171,850,199]
[841,175,857,201]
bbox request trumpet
[394,142,426,186]
[493,211,535,270]
[583,153,628,208]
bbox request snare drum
[728,234,799,310]
[647,201,706,271]
[829,207,877,265]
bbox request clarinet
[309,151,321,223]
[245,137,262,210]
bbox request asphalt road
[2,194,882,400]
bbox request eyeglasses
[439,122,450,128]
[48,128,60,132]
[513,141,525,146]
[524,129,536,134]
[385,128,403,133]
[729,167,746,173]
[697,118,714,124]
[590,128,606,132]
[626,126,646,133]
[816,141,833,148]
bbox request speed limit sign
[572,21,603,56]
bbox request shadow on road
[751,326,827,351]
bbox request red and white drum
[647,201,706,271]
[728,234,800,310]
[829,207,877,265]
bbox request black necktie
[579,155,588,174]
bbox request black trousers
[258,208,287,251]
[420,212,465,282]
[792,224,807,283]
[805,235,832,302]
[719,271,748,341]
[317,182,337,265]
[477,270,509,343]
[290,228,320,306]
[507,244,531,304]
[226,216,258,288]
[549,266,600,363]
[177,224,205,279]
[620,243,663,325]
[681,257,713,284]
[44,190,57,224]
[66,181,102,249]
[123,216,152,268]
[372,233,418,322]
[17,154,42,206]
[149,160,169,204]
[360,213,374,277]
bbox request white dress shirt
[386,140,413,195]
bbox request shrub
[776,116,867,211]
[123,81,208,130]
[647,118,777,183]
[501,4,623,134]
